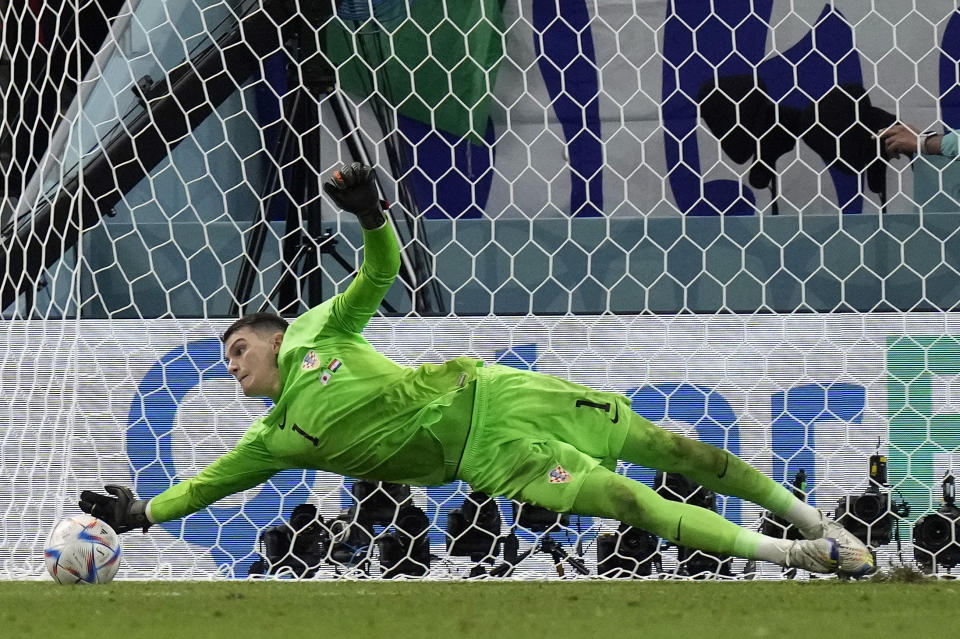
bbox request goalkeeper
[80,162,873,576]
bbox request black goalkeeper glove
[78,485,152,534]
[322,162,387,230]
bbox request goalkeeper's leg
[617,411,873,574]
[568,465,840,571]
[466,364,866,570]
[619,412,823,537]
[477,364,823,537]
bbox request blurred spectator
[882,124,960,212]
[880,124,959,159]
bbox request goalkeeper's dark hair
[221,312,289,343]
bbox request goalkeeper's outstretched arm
[323,162,401,334]
[79,427,284,532]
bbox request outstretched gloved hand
[323,162,387,230]
[79,485,152,534]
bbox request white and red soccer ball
[44,514,121,584]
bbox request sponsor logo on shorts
[301,350,320,370]
[548,465,572,484]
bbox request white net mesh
[2,0,960,579]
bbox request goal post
[2,0,960,579]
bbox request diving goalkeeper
[80,162,873,576]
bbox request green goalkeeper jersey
[148,224,481,523]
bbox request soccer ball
[44,514,122,584]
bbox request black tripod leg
[566,554,589,575]
[230,91,303,316]
[543,535,589,576]
[489,532,524,577]
[299,87,325,308]
[258,243,312,314]
[326,89,366,170]
[231,214,268,316]
[276,89,318,314]
[489,547,534,578]
[546,542,566,577]
[468,564,487,578]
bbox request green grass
[1,578,957,639]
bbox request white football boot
[785,537,840,573]
[806,511,875,576]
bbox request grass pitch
[1,578,955,639]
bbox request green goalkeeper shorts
[457,364,631,513]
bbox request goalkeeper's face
[224,327,284,400]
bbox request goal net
[2,0,960,580]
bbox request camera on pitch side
[247,481,426,578]
[655,471,732,577]
[503,499,571,565]
[834,454,909,548]
[328,480,431,577]
[490,500,588,578]
[445,491,504,576]
[324,480,408,570]
[376,503,431,578]
[596,522,661,578]
[913,473,960,573]
[248,503,330,578]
